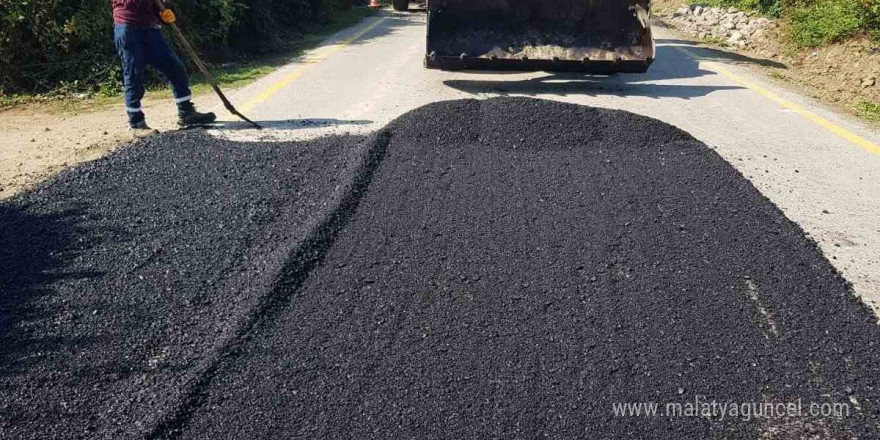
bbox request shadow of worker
[0,203,104,373]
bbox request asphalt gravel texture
[2,98,879,439]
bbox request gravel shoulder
[0,97,194,200]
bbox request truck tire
[392,0,408,11]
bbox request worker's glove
[159,9,176,24]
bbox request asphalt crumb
[2,98,879,439]
[1,130,372,438]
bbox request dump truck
[423,0,654,73]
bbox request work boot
[178,102,216,127]
[130,120,158,139]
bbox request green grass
[0,7,375,113]
[768,70,787,80]
[701,35,726,46]
[685,0,878,48]
[860,101,880,122]
[686,0,781,17]
[789,0,865,48]
[188,65,277,96]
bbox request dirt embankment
[654,1,880,122]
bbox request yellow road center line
[675,46,880,157]
[238,17,390,114]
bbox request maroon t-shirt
[112,0,159,27]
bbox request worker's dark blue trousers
[114,25,192,127]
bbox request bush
[689,0,880,47]
[0,0,117,94]
[789,0,867,47]
[0,0,351,96]
[690,0,784,16]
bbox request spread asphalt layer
[2,98,879,439]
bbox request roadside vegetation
[861,101,880,121]
[0,0,371,108]
[688,0,880,48]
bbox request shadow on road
[0,204,104,373]
[210,118,373,131]
[442,43,745,99]
[343,10,423,48]
[392,4,428,14]
[660,38,788,69]
[202,10,417,81]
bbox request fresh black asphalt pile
[2,98,879,439]
[0,130,371,438]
